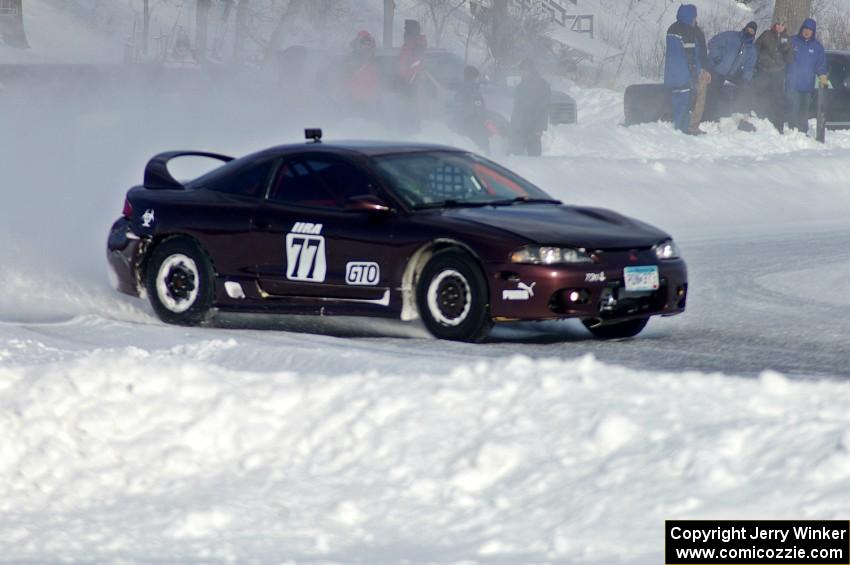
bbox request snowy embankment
[2,340,850,562]
[3,76,850,562]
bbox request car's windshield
[371,151,557,209]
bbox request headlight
[510,245,593,264]
[654,239,680,260]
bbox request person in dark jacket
[689,18,711,135]
[755,21,793,132]
[510,58,550,156]
[454,65,490,153]
[786,18,828,133]
[664,4,701,133]
[705,21,758,120]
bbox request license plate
[623,266,660,291]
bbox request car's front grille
[550,102,577,124]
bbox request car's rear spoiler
[144,151,234,189]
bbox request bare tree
[234,0,250,59]
[773,0,813,33]
[0,0,29,49]
[812,0,850,49]
[196,0,212,61]
[384,0,395,48]
[142,0,151,55]
[476,0,550,82]
[418,0,467,48]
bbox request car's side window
[267,155,375,208]
[204,160,274,197]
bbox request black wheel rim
[437,276,468,319]
[165,266,196,301]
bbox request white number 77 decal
[285,233,326,282]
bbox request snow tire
[417,249,491,342]
[145,237,215,326]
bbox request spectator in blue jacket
[786,18,828,133]
[705,21,758,120]
[664,4,701,133]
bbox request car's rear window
[188,157,273,198]
[371,152,554,208]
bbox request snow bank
[1,349,849,562]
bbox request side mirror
[345,195,392,213]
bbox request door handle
[252,219,271,229]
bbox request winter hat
[677,4,697,26]
[352,30,376,49]
[744,21,758,34]
[801,18,817,34]
[404,19,421,43]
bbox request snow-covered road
[3,79,850,562]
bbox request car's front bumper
[487,257,687,323]
[106,217,145,297]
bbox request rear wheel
[417,249,491,342]
[145,238,215,326]
[583,317,649,340]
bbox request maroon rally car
[107,130,687,342]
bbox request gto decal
[346,262,380,286]
[141,209,155,228]
[286,222,326,282]
[585,272,606,283]
[502,281,536,301]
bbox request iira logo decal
[141,209,155,228]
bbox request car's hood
[444,204,669,249]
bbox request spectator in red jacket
[398,20,428,131]
[342,30,382,119]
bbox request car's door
[250,152,400,304]
[183,158,275,278]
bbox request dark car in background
[108,131,686,342]
[823,50,850,128]
[409,49,578,126]
[625,50,850,129]
[266,45,577,129]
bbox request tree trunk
[142,0,150,55]
[0,0,29,49]
[773,0,812,35]
[234,0,249,60]
[383,0,395,48]
[491,0,510,83]
[195,0,212,62]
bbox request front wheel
[583,317,649,340]
[145,238,215,326]
[416,249,491,342]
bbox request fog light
[563,289,590,305]
[225,281,246,299]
